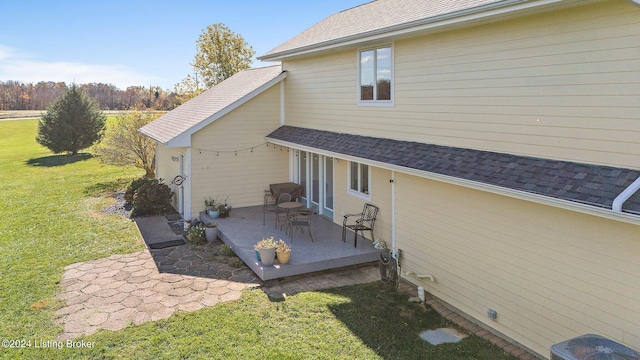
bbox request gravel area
[101,192,183,235]
[101,192,132,219]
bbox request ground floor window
[349,161,370,198]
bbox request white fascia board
[166,71,288,148]
[259,0,562,61]
[266,137,640,226]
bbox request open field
[0,110,43,120]
[0,119,518,359]
[0,110,160,121]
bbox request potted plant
[275,240,291,264]
[204,222,218,242]
[186,223,207,245]
[204,197,218,210]
[204,197,220,218]
[253,241,262,261]
[219,196,232,218]
[254,236,277,266]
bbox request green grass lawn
[0,119,144,341]
[0,119,518,360]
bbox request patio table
[278,201,304,232]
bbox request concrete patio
[211,206,381,281]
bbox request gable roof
[259,0,568,61]
[267,126,640,223]
[139,65,286,146]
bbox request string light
[192,142,270,156]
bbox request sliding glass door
[323,156,334,218]
[297,151,333,219]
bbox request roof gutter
[259,0,562,61]
[266,137,640,226]
[612,176,640,212]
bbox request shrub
[131,180,173,217]
[186,224,207,245]
[125,177,157,204]
[220,244,235,256]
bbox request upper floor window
[359,45,392,104]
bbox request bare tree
[92,108,161,177]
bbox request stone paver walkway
[55,249,260,340]
[55,236,381,341]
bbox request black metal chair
[265,192,291,229]
[288,206,316,243]
[342,203,379,248]
[263,190,276,225]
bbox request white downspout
[185,147,192,220]
[391,171,396,252]
[612,176,640,212]
[280,80,285,126]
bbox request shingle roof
[267,126,640,215]
[139,65,285,145]
[260,0,508,60]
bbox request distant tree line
[0,80,179,111]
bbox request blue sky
[0,0,365,91]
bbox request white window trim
[357,43,394,107]
[348,161,371,201]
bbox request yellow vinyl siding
[283,0,640,169]
[155,143,185,210]
[333,162,393,245]
[284,51,357,132]
[190,85,288,217]
[395,172,640,357]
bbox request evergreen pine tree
[36,85,106,155]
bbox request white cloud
[0,44,26,61]
[0,44,166,90]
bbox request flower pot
[255,250,261,261]
[207,209,220,218]
[205,227,218,242]
[276,251,290,264]
[258,247,276,266]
